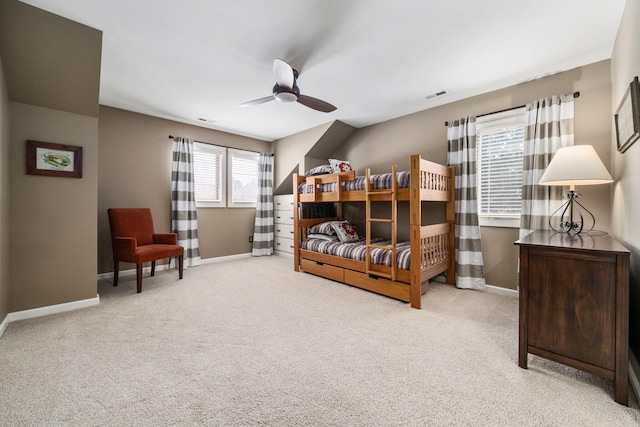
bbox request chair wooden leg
[151,260,156,277]
[113,260,119,287]
[136,263,143,293]
[178,255,184,280]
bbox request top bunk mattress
[298,171,410,194]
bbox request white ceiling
[20,0,626,141]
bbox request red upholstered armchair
[108,208,184,293]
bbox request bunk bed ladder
[365,165,398,281]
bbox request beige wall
[0,0,102,313]
[0,58,10,320]
[332,60,613,290]
[9,102,98,311]
[97,106,271,274]
[610,0,640,360]
[272,120,357,195]
[0,0,101,117]
[273,121,333,194]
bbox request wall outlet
[249,236,253,243]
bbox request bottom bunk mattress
[300,237,411,270]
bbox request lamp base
[548,190,596,235]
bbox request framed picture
[26,140,83,178]
[615,76,640,153]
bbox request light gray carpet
[0,255,638,426]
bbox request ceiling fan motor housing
[273,83,299,102]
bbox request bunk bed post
[446,165,456,285]
[293,173,300,272]
[409,155,422,309]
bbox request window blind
[193,143,224,204]
[476,108,526,219]
[229,149,259,205]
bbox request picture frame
[26,140,83,178]
[614,76,640,153]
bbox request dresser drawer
[275,223,295,239]
[275,211,294,225]
[274,194,294,210]
[300,259,344,283]
[275,236,294,254]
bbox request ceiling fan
[240,59,337,113]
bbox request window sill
[196,202,225,208]
[479,217,520,228]
[195,204,257,209]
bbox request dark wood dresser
[515,230,630,405]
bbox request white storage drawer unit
[274,194,295,254]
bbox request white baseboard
[484,284,518,298]
[7,295,100,323]
[200,253,252,264]
[0,295,100,339]
[430,275,518,298]
[97,263,171,281]
[97,253,253,281]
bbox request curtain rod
[443,91,580,127]
[168,135,269,155]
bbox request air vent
[425,90,448,100]
[196,117,216,124]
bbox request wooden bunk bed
[293,154,455,309]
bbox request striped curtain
[447,117,486,290]
[171,136,201,267]
[520,95,575,239]
[252,153,274,256]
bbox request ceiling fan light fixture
[274,91,297,103]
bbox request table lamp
[538,145,613,234]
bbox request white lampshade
[539,145,613,190]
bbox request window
[476,108,526,227]
[228,148,259,208]
[193,142,259,208]
[194,142,225,207]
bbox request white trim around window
[193,143,260,209]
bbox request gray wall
[332,60,613,290]
[9,102,98,311]
[97,106,271,274]
[610,0,640,365]
[0,0,101,116]
[0,0,101,312]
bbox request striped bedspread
[301,238,411,270]
[299,171,410,194]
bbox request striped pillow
[305,164,333,176]
[308,221,336,235]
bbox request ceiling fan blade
[273,58,295,89]
[297,95,337,113]
[239,96,274,108]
